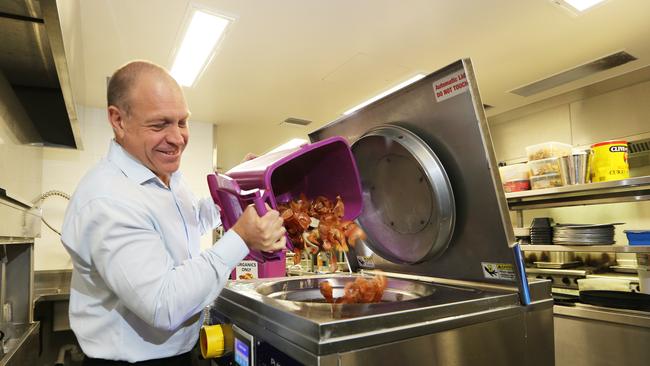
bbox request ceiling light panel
[267,139,309,154]
[551,0,608,13]
[170,9,231,87]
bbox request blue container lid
[624,230,650,246]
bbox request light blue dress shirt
[61,140,249,362]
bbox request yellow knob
[200,324,233,359]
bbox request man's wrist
[231,225,248,247]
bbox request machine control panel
[233,325,254,366]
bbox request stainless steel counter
[34,270,71,302]
[554,303,650,366]
[0,322,39,366]
[555,302,650,328]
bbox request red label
[433,70,469,102]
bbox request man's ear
[108,105,126,139]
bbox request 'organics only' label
[235,260,258,280]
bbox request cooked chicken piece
[279,195,366,272]
[319,281,334,303]
[323,275,387,304]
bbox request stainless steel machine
[209,59,554,366]
[0,189,41,365]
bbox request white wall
[35,106,216,270]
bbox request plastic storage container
[526,142,572,161]
[503,180,530,193]
[530,173,564,190]
[527,157,563,176]
[499,164,529,181]
[499,164,530,192]
[624,230,650,245]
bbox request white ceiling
[73,0,650,127]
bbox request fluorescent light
[267,139,309,154]
[343,74,426,115]
[170,10,231,87]
[558,0,607,12]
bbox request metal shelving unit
[506,175,650,210]
[506,175,650,252]
[519,244,650,253]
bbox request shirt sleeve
[197,197,222,234]
[75,198,248,331]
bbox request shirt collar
[107,140,182,186]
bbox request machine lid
[352,125,455,264]
[309,60,521,287]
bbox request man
[61,60,286,365]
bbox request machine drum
[352,125,455,264]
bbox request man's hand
[241,153,257,163]
[231,205,286,252]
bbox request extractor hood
[0,0,82,149]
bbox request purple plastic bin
[207,136,363,261]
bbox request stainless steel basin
[256,275,436,303]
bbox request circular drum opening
[352,125,455,264]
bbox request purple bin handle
[250,190,293,254]
[250,190,285,259]
[211,173,283,261]
[253,190,268,217]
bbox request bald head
[107,60,181,115]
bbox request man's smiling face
[110,71,190,186]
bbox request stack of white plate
[552,223,622,245]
